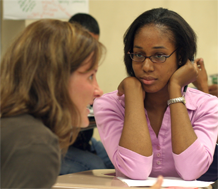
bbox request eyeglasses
[127,49,177,63]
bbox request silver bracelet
[167,96,186,106]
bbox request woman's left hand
[169,59,198,89]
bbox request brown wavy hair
[0,19,105,150]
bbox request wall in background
[89,0,218,93]
[2,0,218,92]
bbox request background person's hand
[192,58,209,93]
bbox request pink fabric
[93,87,218,180]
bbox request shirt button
[157,160,161,165]
[157,153,161,157]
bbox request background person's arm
[208,84,218,97]
[192,58,209,93]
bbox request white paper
[117,177,213,187]
[3,0,89,20]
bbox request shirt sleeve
[1,136,60,188]
[93,93,153,179]
[173,95,218,180]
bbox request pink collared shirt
[93,87,218,180]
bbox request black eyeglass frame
[127,49,177,63]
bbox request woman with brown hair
[0,19,104,188]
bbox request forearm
[192,58,209,93]
[119,82,152,156]
[195,83,209,93]
[169,85,197,154]
[93,93,153,179]
[171,88,218,179]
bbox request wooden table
[52,169,130,189]
[52,169,212,189]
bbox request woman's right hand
[118,77,152,157]
[117,77,145,99]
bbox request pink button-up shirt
[93,87,218,180]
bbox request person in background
[69,13,100,40]
[0,18,164,189]
[93,8,218,181]
[192,58,218,97]
[60,13,114,175]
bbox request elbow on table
[177,168,205,181]
[175,155,213,181]
[113,147,153,180]
[127,172,150,180]
[179,173,201,181]
[116,164,152,180]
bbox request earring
[178,61,182,65]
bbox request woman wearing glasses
[93,8,218,181]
